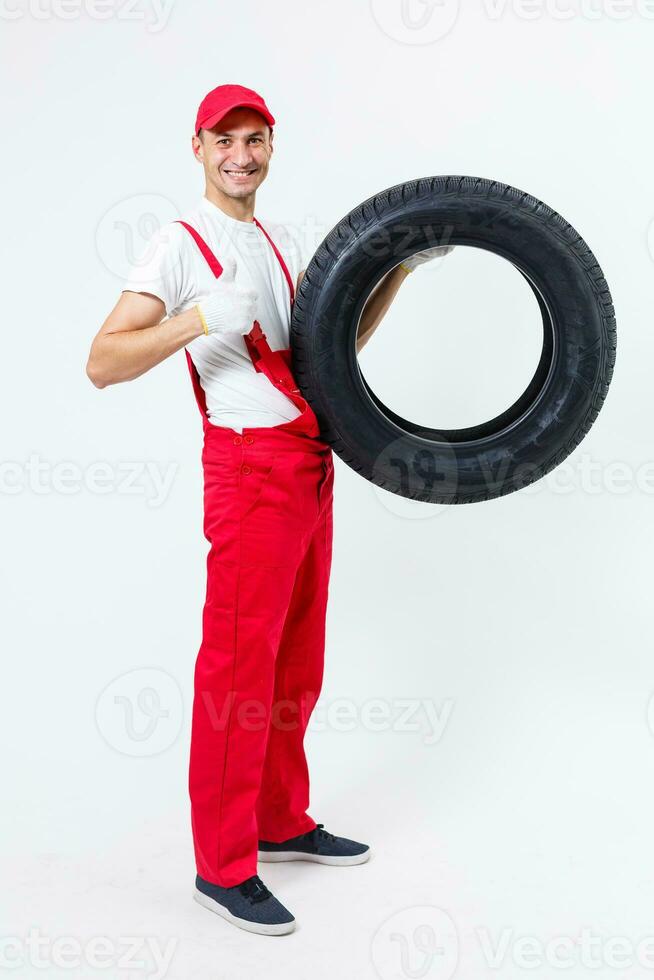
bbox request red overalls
[177,219,334,887]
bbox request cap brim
[197,102,275,135]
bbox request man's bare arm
[356,265,409,354]
[86,291,206,388]
[295,265,409,356]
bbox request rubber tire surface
[291,175,616,504]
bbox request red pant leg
[255,487,334,842]
[189,430,332,886]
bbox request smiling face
[192,107,273,214]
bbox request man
[86,83,449,936]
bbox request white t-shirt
[122,196,305,432]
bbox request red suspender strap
[175,220,223,419]
[183,347,208,418]
[253,217,296,308]
[176,220,223,277]
[244,218,296,373]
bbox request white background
[2,1,653,977]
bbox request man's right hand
[87,257,258,389]
[196,257,258,337]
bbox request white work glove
[400,244,455,273]
[196,257,258,336]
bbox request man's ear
[192,133,203,162]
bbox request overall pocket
[238,453,279,520]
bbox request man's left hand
[400,244,455,273]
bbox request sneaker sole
[193,888,296,936]
[257,847,371,866]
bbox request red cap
[194,84,275,136]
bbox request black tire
[291,175,617,504]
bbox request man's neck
[204,186,255,223]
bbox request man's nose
[230,144,255,168]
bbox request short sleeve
[122,221,189,317]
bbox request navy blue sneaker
[193,873,295,935]
[258,823,371,866]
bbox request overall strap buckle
[248,321,266,344]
